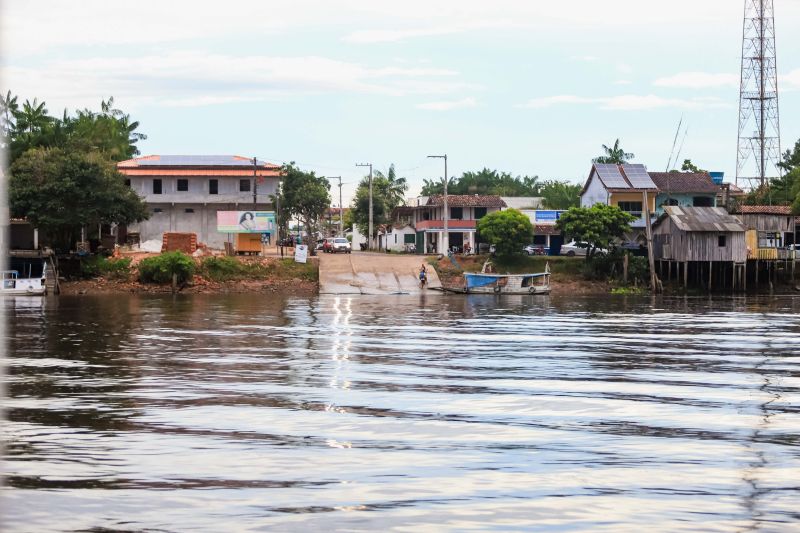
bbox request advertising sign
[217,211,276,234]
[294,244,308,264]
[535,210,562,223]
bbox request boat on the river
[447,262,551,295]
[1,256,48,296]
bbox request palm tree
[592,139,634,164]
[17,98,51,134]
[0,91,19,138]
[374,164,408,208]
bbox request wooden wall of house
[652,219,746,262]
[740,214,794,232]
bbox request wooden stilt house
[652,206,748,291]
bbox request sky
[3,0,800,204]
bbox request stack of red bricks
[161,233,197,254]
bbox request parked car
[315,239,326,251]
[561,241,607,257]
[523,244,548,256]
[331,237,351,254]
[322,238,335,253]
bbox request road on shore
[318,252,442,295]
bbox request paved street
[318,252,442,295]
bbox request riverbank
[60,256,319,296]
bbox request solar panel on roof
[594,164,630,189]
[621,164,657,189]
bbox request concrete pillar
[33,228,39,250]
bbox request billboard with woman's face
[216,211,276,233]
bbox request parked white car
[560,241,607,257]
[331,238,351,254]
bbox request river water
[3,294,800,532]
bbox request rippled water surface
[3,294,800,531]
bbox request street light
[356,162,373,249]
[427,154,448,254]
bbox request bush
[199,256,245,281]
[475,209,533,257]
[80,256,132,280]
[582,250,649,285]
[138,252,195,284]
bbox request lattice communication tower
[736,0,781,189]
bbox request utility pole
[428,154,448,254]
[356,163,373,249]
[252,156,258,208]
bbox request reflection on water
[3,294,800,531]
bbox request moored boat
[453,263,551,295]
[2,257,48,296]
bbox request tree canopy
[593,139,634,164]
[351,164,408,240]
[556,204,636,261]
[278,163,331,249]
[421,168,539,197]
[1,93,146,165]
[9,148,149,250]
[475,209,533,258]
[538,180,581,209]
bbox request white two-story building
[118,155,281,249]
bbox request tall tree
[475,209,533,258]
[556,204,636,261]
[9,148,149,250]
[593,139,634,164]
[0,90,19,146]
[420,168,539,196]
[538,180,581,209]
[280,163,331,251]
[779,138,800,174]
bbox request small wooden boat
[450,263,551,295]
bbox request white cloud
[520,94,732,111]
[3,52,469,110]
[416,97,477,111]
[782,69,800,89]
[653,72,739,89]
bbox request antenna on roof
[665,116,683,172]
[673,125,689,171]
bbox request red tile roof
[648,172,721,194]
[737,205,792,215]
[425,195,507,208]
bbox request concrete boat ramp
[319,252,442,295]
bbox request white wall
[580,171,609,207]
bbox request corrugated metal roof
[661,206,746,232]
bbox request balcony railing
[747,248,795,260]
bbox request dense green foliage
[351,164,408,240]
[138,252,195,284]
[538,180,582,209]
[556,204,636,260]
[1,93,145,164]
[582,250,649,285]
[475,209,533,257]
[592,139,634,164]
[275,163,331,250]
[9,148,149,250]
[421,168,539,196]
[742,139,800,213]
[80,256,132,280]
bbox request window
[153,208,163,213]
[665,198,679,206]
[177,179,188,192]
[718,235,726,247]
[404,234,416,244]
[239,179,251,192]
[185,208,194,214]
[124,179,131,187]
[693,196,713,207]
[450,207,463,220]
[153,179,162,194]
[423,211,430,221]
[474,207,487,219]
[394,235,397,244]
[617,201,642,217]
[209,179,218,195]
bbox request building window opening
[185,208,194,214]
[153,208,163,213]
[209,179,218,195]
[240,179,251,192]
[617,201,642,218]
[124,179,131,187]
[177,179,189,192]
[693,196,713,207]
[450,207,463,220]
[153,179,162,194]
[474,207,487,219]
[718,235,726,247]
